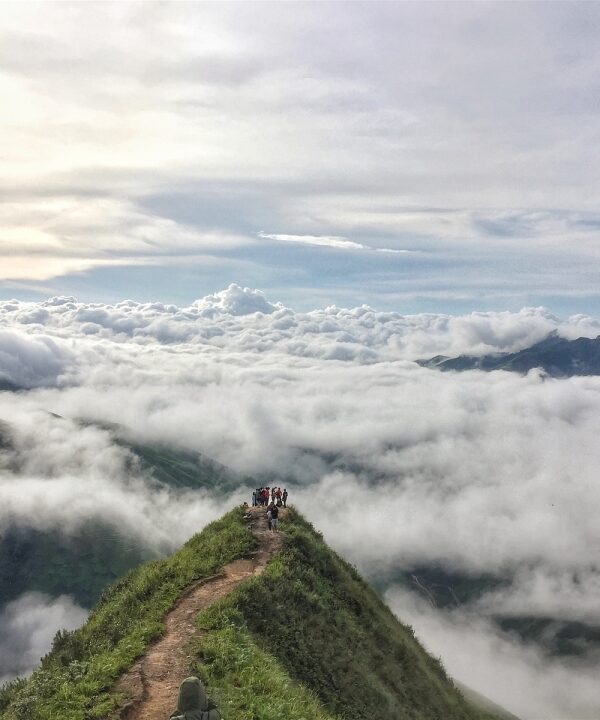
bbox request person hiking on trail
[270,503,279,531]
[271,487,276,503]
[263,487,269,505]
[266,504,273,531]
[170,676,221,720]
[252,490,256,507]
[282,488,288,507]
[276,487,282,501]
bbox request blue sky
[1,2,599,314]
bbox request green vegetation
[193,509,501,720]
[189,609,339,720]
[0,522,151,608]
[123,441,245,493]
[0,509,256,720]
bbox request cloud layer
[1,286,600,717]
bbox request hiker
[282,488,288,508]
[170,676,221,720]
[266,504,273,531]
[270,502,279,531]
[271,487,276,503]
[262,487,269,505]
[251,490,256,507]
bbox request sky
[1,2,600,314]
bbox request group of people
[250,486,288,532]
[252,486,288,508]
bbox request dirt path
[116,507,284,720]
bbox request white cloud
[258,231,412,255]
[0,593,88,685]
[0,330,72,389]
[385,587,600,720]
[258,231,368,251]
[193,283,281,316]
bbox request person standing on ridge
[266,503,273,531]
[251,489,256,507]
[282,488,288,507]
[270,502,279,531]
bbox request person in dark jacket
[282,488,288,507]
[270,503,279,531]
[170,677,221,720]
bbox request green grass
[189,607,340,720]
[192,509,501,720]
[0,509,256,720]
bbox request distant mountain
[419,332,600,376]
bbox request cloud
[258,231,368,251]
[193,284,280,316]
[385,587,600,720]
[258,231,411,255]
[0,593,88,685]
[0,330,72,389]
[0,404,241,551]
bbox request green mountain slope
[0,507,512,720]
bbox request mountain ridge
[419,332,600,376]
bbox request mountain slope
[420,332,600,376]
[0,422,248,611]
[0,507,511,720]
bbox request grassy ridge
[0,506,506,720]
[0,509,256,720]
[193,509,501,720]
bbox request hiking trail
[115,506,284,720]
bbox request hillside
[0,422,249,610]
[0,506,511,720]
[419,332,600,376]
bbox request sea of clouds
[2,284,600,718]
